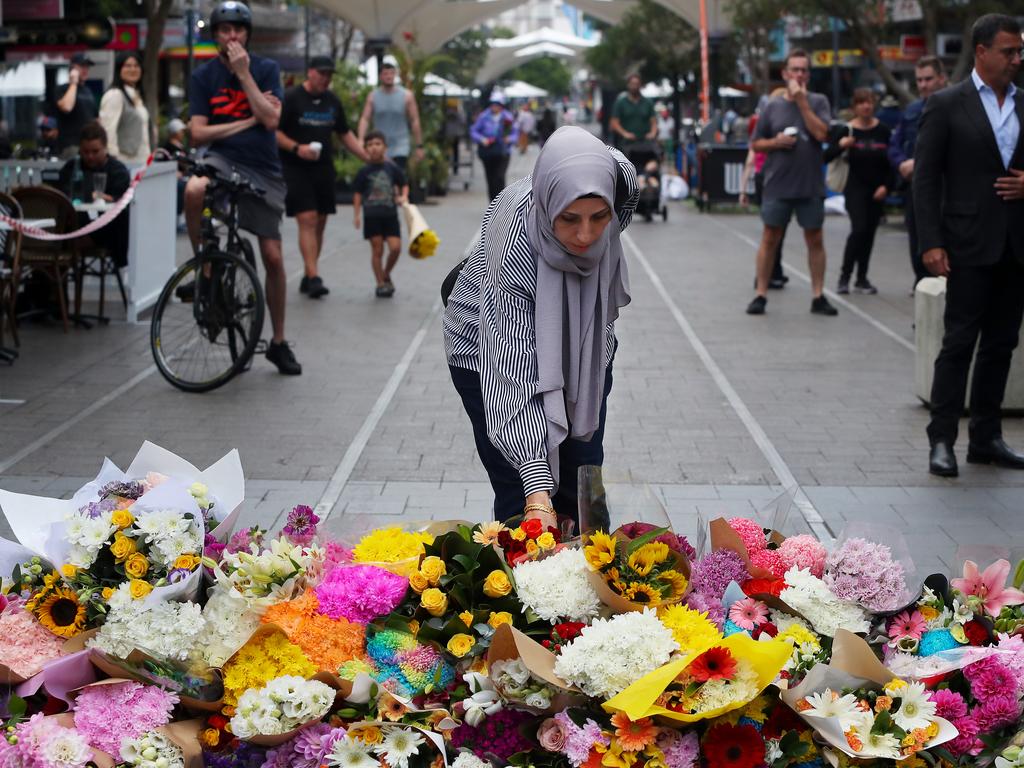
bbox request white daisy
[891,681,937,732]
[800,689,867,732]
[374,727,425,768]
[854,729,902,760]
[327,738,380,768]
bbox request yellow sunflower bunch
[25,571,86,639]
[584,530,689,607]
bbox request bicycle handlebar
[156,149,266,197]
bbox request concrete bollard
[914,276,1024,410]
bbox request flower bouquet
[780,629,958,760]
[207,533,320,611]
[0,712,116,768]
[229,674,338,744]
[823,528,917,615]
[603,631,791,722]
[582,526,691,612]
[356,626,456,698]
[324,722,448,768]
[261,589,366,673]
[348,524,436,578]
[512,548,600,624]
[708,517,789,580]
[485,623,581,714]
[402,202,441,260]
[0,599,67,683]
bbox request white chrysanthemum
[374,727,425,768]
[452,753,493,768]
[800,689,867,732]
[229,676,333,738]
[133,509,190,543]
[327,738,380,768]
[40,729,93,768]
[513,548,601,623]
[66,543,98,569]
[779,567,869,636]
[89,596,205,662]
[76,517,117,550]
[553,609,678,698]
[891,681,938,732]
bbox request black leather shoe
[929,442,958,477]
[966,438,1024,469]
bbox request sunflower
[627,542,670,577]
[584,531,617,571]
[658,569,689,601]
[33,585,86,638]
[625,582,660,604]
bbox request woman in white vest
[99,52,153,166]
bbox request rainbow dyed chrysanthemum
[364,629,455,697]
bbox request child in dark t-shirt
[353,131,409,298]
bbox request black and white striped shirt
[443,146,639,495]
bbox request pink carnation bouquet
[314,564,409,623]
[73,680,179,758]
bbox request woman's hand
[873,185,888,202]
[838,135,856,149]
[523,491,557,529]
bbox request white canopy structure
[475,26,595,84]
[565,0,639,25]
[423,73,472,97]
[0,62,45,98]
[503,80,549,99]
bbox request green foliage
[504,57,572,97]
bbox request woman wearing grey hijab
[443,126,639,524]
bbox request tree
[504,56,572,96]
[140,0,175,123]
[726,0,789,98]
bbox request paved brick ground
[2,141,1022,580]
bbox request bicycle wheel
[150,251,265,393]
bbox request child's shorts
[364,215,401,240]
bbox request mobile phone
[783,127,799,137]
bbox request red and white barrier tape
[0,154,155,241]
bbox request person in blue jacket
[471,93,519,202]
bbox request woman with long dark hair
[99,52,153,165]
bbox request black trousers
[449,362,613,522]
[480,154,509,202]
[904,186,928,284]
[840,181,883,283]
[928,249,1024,446]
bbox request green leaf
[7,694,27,718]
[625,527,670,555]
[453,554,479,574]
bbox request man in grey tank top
[357,60,423,172]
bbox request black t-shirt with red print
[189,54,283,172]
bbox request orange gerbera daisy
[610,712,658,752]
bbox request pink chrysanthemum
[930,688,968,722]
[314,564,408,623]
[946,715,982,757]
[973,695,1022,733]
[727,518,767,555]
[777,534,827,578]
[750,548,787,578]
[888,610,927,641]
[728,597,769,631]
[964,657,1017,703]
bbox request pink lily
[951,559,1024,616]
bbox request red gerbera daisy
[688,646,737,682]
[703,723,764,768]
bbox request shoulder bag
[825,124,853,194]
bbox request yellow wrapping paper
[602,632,791,723]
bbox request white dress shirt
[972,68,1020,168]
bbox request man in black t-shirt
[276,55,368,299]
[54,53,98,157]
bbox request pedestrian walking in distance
[357,58,424,172]
[277,55,368,299]
[746,49,837,317]
[471,93,518,202]
[915,14,1024,477]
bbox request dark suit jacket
[913,77,1024,266]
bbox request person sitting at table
[56,121,131,267]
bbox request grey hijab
[526,126,631,488]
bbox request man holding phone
[746,49,837,317]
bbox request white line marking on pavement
[0,365,157,475]
[623,231,833,542]
[315,232,482,520]
[709,217,915,353]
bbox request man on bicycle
[184,0,301,375]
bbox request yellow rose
[421,587,448,617]
[409,571,430,594]
[129,579,152,599]
[60,563,78,578]
[525,540,539,556]
[511,528,527,541]
[483,570,512,598]
[459,611,475,628]
[173,554,199,571]
[101,586,115,600]
[109,533,137,562]
[488,611,513,628]
[420,556,447,586]
[918,605,939,622]
[200,728,221,748]
[446,633,475,658]
[537,532,556,549]
[124,553,150,579]
[352,726,383,745]
[408,619,420,637]
[110,509,134,530]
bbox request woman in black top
[826,88,893,294]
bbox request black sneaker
[768,277,787,290]
[299,276,310,294]
[385,279,395,295]
[853,280,878,295]
[746,296,767,315]
[306,276,329,298]
[265,341,302,375]
[811,296,838,316]
[837,278,850,295]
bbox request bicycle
[150,155,266,393]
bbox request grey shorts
[200,152,286,241]
[760,197,825,230]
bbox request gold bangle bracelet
[524,503,555,515]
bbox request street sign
[811,49,865,68]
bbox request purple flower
[78,498,117,518]
[657,729,699,768]
[690,549,748,599]
[450,708,534,760]
[204,744,268,768]
[930,688,968,722]
[685,591,725,629]
[99,480,145,501]
[553,710,609,766]
[227,526,265,554]
[282,505,320,545]
[167,567,191,583]
[823,537,906,612]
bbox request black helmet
[209,1,252,32]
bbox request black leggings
[480,154,509,202]
[449,363,613,522]
[841,182,883,283]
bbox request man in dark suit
[914,13,1024,477]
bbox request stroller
[624,140,668,222]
